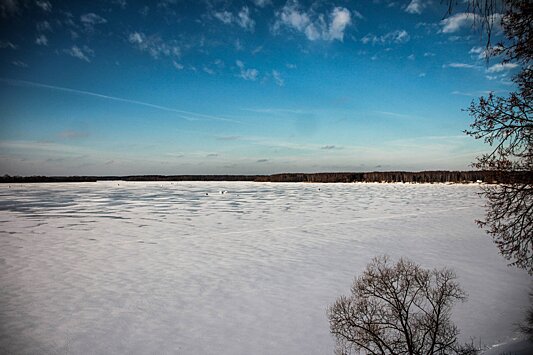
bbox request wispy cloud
[0,78,238,123]
[451,90,495,97]
[236,60,258,81]
[486,62,518,73]
[216,135,241,141]
[242,107,308,114]
[35,34,48,46]
[374,111,418,119]
[272,70,284,86]
[64,45,94,62]
[128,32,180,59]
[203,66,215,75]
[0,139,89,154]
[12,60,27,67]
[253,0,271,7]
[35,0,52,12]
[213,6,255,32]
[273,1,352,42]
[36,20,52,32]
[80,13,107,32]
[213,10,232,24]
[361,30,409,45]
[0,40,17,49]
[440,12,502,34]
[58,130,89,139]
[113,0,126,9]
[442,62,478,69]
[236,6,254,31]
[440,13,474,33]
[405,0,430,15]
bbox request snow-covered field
[0,182,531,354]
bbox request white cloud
[0,40,17,49]
[440,13,474,33]
[407,54,415,60]
[273,1,352,42]
[423,52,435,57]
[405,0,430,15]
[486,62,518,73]
[214,10,232,24]
[272,70,284,86]
[64,45,94,62]
[213,7,255,32]
[236,60,258,81]
[36,20,52,32]
[80,13,107,31]
[128,32,180,59]
[253,0,271,7]
[35,0,51,12]
[361,29,410,45]
[442,62,477,69]
[441,12,502,34]
[113,0,126,9]
[173,61,184,70]
[129,32,143,44]
[237,6,255,31]
[388,29,409,43]
[234,38,244,51]
[203,66,215,75]
[81,13,107,25]
[35,34,48,46]
[12,60,27,67]
[470,45,503,60]
[469,46,484,55]
[328,7,351,41]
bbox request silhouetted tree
[519,292,533,342]
[327,256,473,355]
[446,0,533,272]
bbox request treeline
[256,171,499,183]
[123,175,259,182]
[1,171,527,184]
[0,174,262,183]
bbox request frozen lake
[0,182,531,354]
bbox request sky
[0,0,518,175]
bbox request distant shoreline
[0,171,518,184]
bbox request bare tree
[519,292,533,342]
[327,256,472,355]
[444,1,533,272]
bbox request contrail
[0,78,239,123]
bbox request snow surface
[0,182,531,354]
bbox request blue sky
[0,0,517,175]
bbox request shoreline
[0,170,506,184]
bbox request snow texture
[0,182,531,354]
